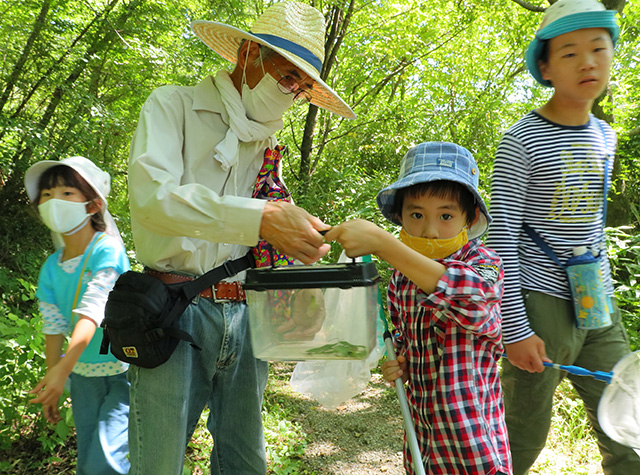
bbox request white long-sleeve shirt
[128,75,277,276]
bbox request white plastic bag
[289,253,386,409]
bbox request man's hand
[260,201,330,265]
[505,334,552,373]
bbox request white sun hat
[191,1,355,119]
[24,156,123,247]
[24,156,110,205]
[526,0,620,87]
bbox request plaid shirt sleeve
[424,242,504,340]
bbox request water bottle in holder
[566,246,612,329]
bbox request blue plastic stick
[543,361,613,384]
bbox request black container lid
[243,261,380,290]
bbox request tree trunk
[298,0,356,192]
[0,0,51,113]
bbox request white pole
[384,333,426,475]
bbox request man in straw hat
[126,2,354,473]
[486,0,640,473]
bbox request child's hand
[381,355,409,386]
[29,364,68,423]
[505,334,551,373]
[324,219,387,258]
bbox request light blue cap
[376,142,491,239]
[526,0,619,87]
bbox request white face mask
[241,73,294,123]
[38,199,92,235]
[241,47,294,123]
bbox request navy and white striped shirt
[486,111,616,344]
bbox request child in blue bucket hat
[326,142,512,475]
[486,0,640,474]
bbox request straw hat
[192,1,355,119]
[526,0,619,87]
[376,142,491,239]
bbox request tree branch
[510,0,547,12]
[626,126,640,138]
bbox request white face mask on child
[38,199,92,235]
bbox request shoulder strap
[175,251,256,302]
[72,233,106,309]
[149,251,256,350]
[524,120,613,267]
[522,224,564,268]
[71,233,106,325]
[595,119,611,228]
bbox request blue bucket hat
[526,0,619,87]
[376,142,491,239]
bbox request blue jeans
[69,371,130,475]
[128,298,269,475]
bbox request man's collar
[193,75,225,115]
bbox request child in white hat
[486,0,640,473]
[327,142,511,475]
[25,156,131,474]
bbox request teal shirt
[36,233,130,366]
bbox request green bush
[0,267,74,461]
[607,225,640,351]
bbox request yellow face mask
[399,227,469,260]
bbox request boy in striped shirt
[326,142,511,474]
[486,0,639,473]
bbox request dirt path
[268,362,405,474]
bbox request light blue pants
[502,291,640,475]
[128,298,269,475]
[69,371,130,475]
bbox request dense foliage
[1,0,638,472]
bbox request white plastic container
[243,262,380,361]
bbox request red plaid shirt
[388,239,511,475]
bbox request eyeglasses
[267,57,312,104]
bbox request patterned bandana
[399,227,469,260]
[251,145,296,268]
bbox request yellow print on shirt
[548,145,603,223]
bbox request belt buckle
[214,282,234,303]
[213,284,229,303]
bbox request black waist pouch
[100,252,255,369]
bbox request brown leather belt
[144,269,246,302]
